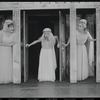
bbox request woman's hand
[89,38,96,42]
[26,44,30,48]
[62,42,67,47]
[9,42,16,46]
[94,39,96,41]
[57,42,68,48]
[57,43,59,48]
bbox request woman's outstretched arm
[89,38,96,42]
[88,32,96,42]
[26,37,42,47]
[62,38,70,47]
[55,36,59,43]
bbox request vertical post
[59,11,62,81]
[23,11,26,82]
[13,9,21,83]
[96,7,100,82]
[70,3,77,83]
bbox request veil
[2,20,13,32]
[85,31,94,76]
[42,28,55,46]
[0,20,14,42]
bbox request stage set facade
[0,2,100,84]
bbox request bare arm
[88,32,96,42]
[89,38,96,42]
[26,37,42,47]
[62,38,70,47]
[65,38,70,47]
[55,36,59,44]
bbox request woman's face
[8,24,14,33]
[77,23,84,32]
[44,31,50,38]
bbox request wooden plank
[59,11,66,81]
[13,9,21,83]
[23,11,27,82]
[61,13,66,80]
[0,2,100,10]
[96,7,100,82]
[65,14,70,77]
[59,11,62,81]
[83,98,94,100]
[23,11,29,82]
[70,3,77,83]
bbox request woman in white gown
[63,19,96,81]
[0,20,15,84]
[26,28,59,82]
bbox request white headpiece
[42,28,55,45]
[3,19,13,32]
[43,28,52,33]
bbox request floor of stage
[0,77,99,98]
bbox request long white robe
[76,31,94,81]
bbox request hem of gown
[38,79,55,82]
[77,76,88,81]
[0,81,13,84]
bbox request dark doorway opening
[21,9,70,82]
[26,10,60,81]
[0,11,12,30]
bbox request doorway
[21,9,70,82]
[76,9,96,83]
[21,9,96,83]
[27,14,59,80]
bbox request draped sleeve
[85,31,94,76]
[87,31,94,66]
[0,31,3,43]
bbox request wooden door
[23,11,28,82]
[59,11,66,81]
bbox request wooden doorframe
[13,9,21,83]
[59,11,62,82]
[70,5,77,83]
[14,7,100,83]
[13,8,99,83]
[59,10,69,82]
[70,7,98,83]
[1,2,100,83]
[96,7,100,82]
[23,11,29,82]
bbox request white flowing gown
[38,38,57,82]
[0,31,14,84]
[76,31,94,81]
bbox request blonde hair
[42,28,55,45]
[80,19,87,29]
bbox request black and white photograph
[0,1,99,100]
